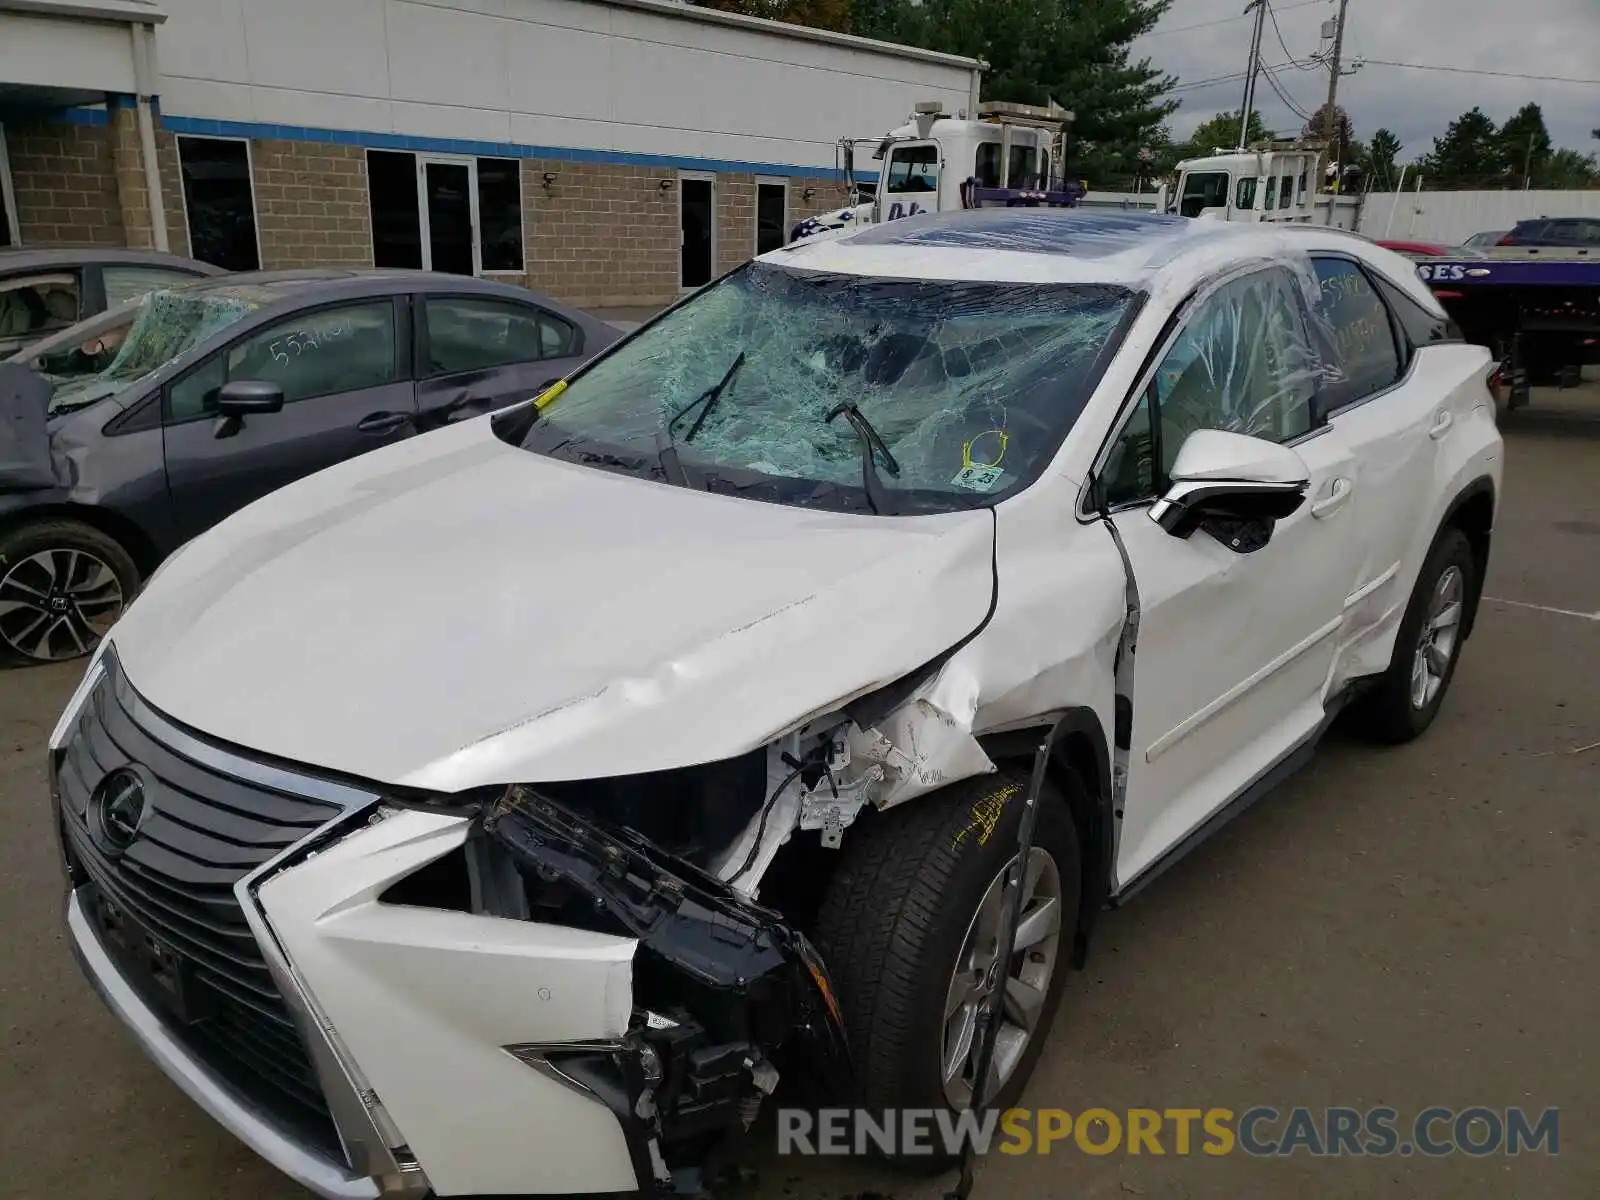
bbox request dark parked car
[0,247,222,358]
[0,269,619,661]
[1497,218,1600,248]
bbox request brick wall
[717,173,756,275]
[6,120,123,246]
[249,140,373,268]
[157,131,190,257]
[521,159,681,307]
[5,113,851,305]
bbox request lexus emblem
[91,768,149,854]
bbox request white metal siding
[0,11,138,93]
[1358,190,1600,244]
[150,0,978,171]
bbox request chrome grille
[56,658,345,1160]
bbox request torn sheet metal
[0,363,57,490]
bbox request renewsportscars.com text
[776,1106,1560,1158]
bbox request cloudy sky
[1133,0,1600,159]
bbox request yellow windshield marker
[534,379,568,410]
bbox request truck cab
[1159,143,1363,230]
[792,100,1084,242]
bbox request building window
[755,180,787,256]
[178,136,261,271]
[0,125,17,248]
[477,159,523,271]
[368,150,423,270]
[366,151,523,275]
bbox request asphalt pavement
[1,387,1595,1200]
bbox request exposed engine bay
[475,780,856,1192]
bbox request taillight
[1487,366,1505,403]
[1496,234,1516,246]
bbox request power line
[1262,63,1316,122]
[1143,0,1326,39]
[1360,59,1600,86]
[1265,0,1321,70]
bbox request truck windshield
[1179,171,1229,217]
[517,263,1136,515]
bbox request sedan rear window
[518,263,1136,514]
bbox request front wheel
[0,519,139,663]
[812,770,1082,1163]
[1351,526,1475,744]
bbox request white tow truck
[1156,141,1364,228]
[790,100,1085,241]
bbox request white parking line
[1483,596,1600,621]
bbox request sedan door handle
[1311,476,1354,519]
[357,411,413,435]
[1429,409,1454,440]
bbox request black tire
[1351,526,1476,744]
[812,769,1081,1164]
[0,519,139,664]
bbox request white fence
[1356,190,1600,244]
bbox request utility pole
[1323,0,1350,167]
[1237,0,1268,151]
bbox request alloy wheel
[1410,564,1464,709]
[940,846,1063,1109]
[0,549,125,662]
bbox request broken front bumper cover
[482,785,854,1191]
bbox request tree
[1302,103,1355,157]
[1497,103,1552,187]
[1367,128,1402,188]
[1541,148,1600,189]
[698,0,851,30]
[1418,107,1501,186]
[855,0,1178,182]
[1185,109,1269,155]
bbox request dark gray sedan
[0,269,620,661]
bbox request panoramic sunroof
[849,209,1196,259]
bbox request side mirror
[216,379,285,415]
[1149,429,1308,543]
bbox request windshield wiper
[825,401,900,515]
[668,351,746,444]
[654,351,747,489]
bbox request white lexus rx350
[50,211,1502,1198]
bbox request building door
[420,159,479,276]
[680,174,715,290]
[755,179,787,256]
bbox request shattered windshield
[49,288,261,414]
[519,264,1136,514]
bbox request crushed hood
[110,416,996,792]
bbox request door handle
[357,411,413,435]
[1311,476,1353,519]
[1429,409,1454,440]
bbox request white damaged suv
[51,211,1502,1198]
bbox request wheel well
[1443,483,1494,640]
[981,716,1113,971]
[0,504,159,577]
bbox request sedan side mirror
[1149,429,1309,543]
[215,379,285,415]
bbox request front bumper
[66,890,384,1199]
[55,650,848,1197]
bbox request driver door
[880,141,940,222]
[162,298,416,542]
[1097,265,1364,887]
